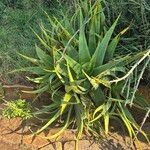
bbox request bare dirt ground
[0,85,150,150]
[0,117,149,150]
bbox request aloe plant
[13,0,150,145]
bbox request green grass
[1,0,149,83]
[0,0,66,83]
[105,0,150,53]
[104,0,150,80]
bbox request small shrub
[2,99,33,120]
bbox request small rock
[134,140,150,150]
[0,141,20,150]
[78,140,100,150]
[1,132,22,145]
[40,144,55,150]
[0,118,22,134]
[55,142,62,150]
[23,132,50,149]
[64,140,100,150]
[0,118,22,145]
[40,142,62,150]
[64,141,75,150]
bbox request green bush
[2,99,32,120]
[12,0,150,145]
[0,0,60,83]
[105,0,150,52]
[105,0,150,79]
